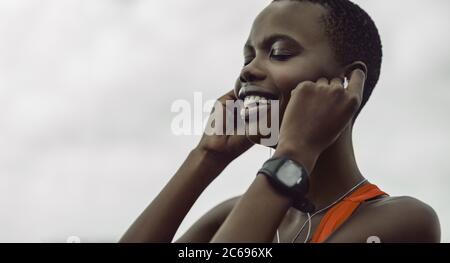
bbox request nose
[235,60,267,99]
[239,62,266,84]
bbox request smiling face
[235,1,346,145]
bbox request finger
[346,69,366,100]
[316,77,329,86]
[330,77,344,89]
[226,89,237,99]
[219,89,238,103]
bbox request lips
[238,85,279,121]
[238,85,278,101]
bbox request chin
[245,123,278,149]
[241,104,282,148]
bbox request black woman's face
[234,1,344,145]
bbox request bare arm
[119,148,228,243]
[120,89,253,243]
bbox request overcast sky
[0,0,449,242]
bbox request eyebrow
[244,33,301,51]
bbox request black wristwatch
[258,156,315,213]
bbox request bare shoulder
[174,196,241,243]
[364,195,440,226]
[327,195,441,243]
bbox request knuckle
[332,77,343,83]
[297,81,315,89]
[330,84,343,90]
[295,81,315,94]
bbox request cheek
[270,61,323,121]
[271,61,321,94]
[272,68,300,93]
[269,67,301,124]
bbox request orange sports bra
[310,183,388,243]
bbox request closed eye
[243,33,303,66]
[243,49,296,66]
[270,53,292,61]
[270,48,296,61]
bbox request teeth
[243,95,270,107]
[240,95,272,120]
[240,104,270,120]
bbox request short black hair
[273,0,383,120]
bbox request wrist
[190,147,231,174]
[272,143,319,175]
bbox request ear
[339,61,368,80]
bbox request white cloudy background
[0,0,449,242]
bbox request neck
[305,124,366,210]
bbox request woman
[120,0,440,243]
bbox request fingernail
[346,63,367,79]
[352,68,366,80]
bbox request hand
[274,68,366,168]
[196,89,254,164]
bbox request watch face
[277,160,304,187]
